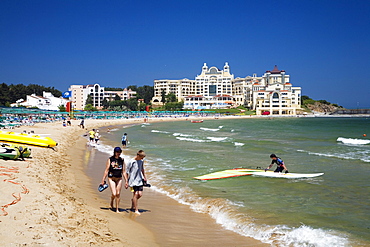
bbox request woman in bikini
[100,147,128,212]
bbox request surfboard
[252,171,324,178]
[193,168,262,180]
[194,168,324,180]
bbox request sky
[1,0,369,108]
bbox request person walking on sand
[100,147,128,213]
[126,150,147,215]
[265,154,289,173]
[79,119,85,129]
[121,133,128,148]
[67,116,71,126]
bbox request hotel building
[68,84,136,110]
[152,63,301,115]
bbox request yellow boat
[0,131,57,148]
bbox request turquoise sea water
[97,117,370,246]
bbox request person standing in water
[265,154,289,173]
[89,129,96,145]
[121,133,128,148]
[94,129,100,144]
[101,147,128,212]
[126,150,147,215]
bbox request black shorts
[133,186,143,192]
[122,141,127,145]
[274,166,284,173]
[89,137,94,141]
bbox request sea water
[96,117,370,246]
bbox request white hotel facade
[68,84,136,110]
[151,63,302,115]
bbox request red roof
[271,65,281,74]
[215,94,232,97]
[186,95,204,98]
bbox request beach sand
[0,117,266,246]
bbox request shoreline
[0,116,267,246]
[87,122,268,246]
[0,119,158,246]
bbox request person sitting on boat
[265,154,289,173]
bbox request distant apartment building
[69,84,103,110]
[151,63,302,115]
[11,92,68,111]
[68,84,136,110]
[105,88,137,101]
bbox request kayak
[0,131,57,148]
[0,147,20,160]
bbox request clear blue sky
[1,0,369,108]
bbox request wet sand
[0,116,267,246]
[86,140,267,246]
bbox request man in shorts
[121,133,128,148]
[89,129,96,145]
[126,150,147,215]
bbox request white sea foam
[151,130,170,134]
[93,142,132,161]
[200,127,220,132]
[337,137,370,145]
[297,149,370,163]
[173,133,192,137]
[206,136,228,142]
[150,184,349,247]
[176,137,209,143]
[92,143,112,155]
[234,142,245,146]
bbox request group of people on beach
[99,132,148,215]
[87,129,100,145]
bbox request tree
[58,105,66,112]
[164,101,183,111]
[114,94,121,101]
[86,94,93,105]
[165,93,177,103]
[108,100,125,110]
[0,83,63,106]
[124,98,138,111]
[105,87,124,91]
[138,102,146,111]
[0,83,10,105]
[84,104,97,111]
[102,98,109,109]
[161,90,166,104]
[127,85,137,91]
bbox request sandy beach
[0,116,267,246]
